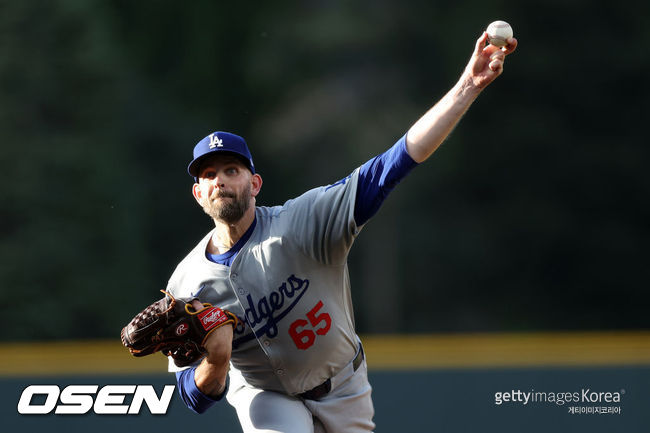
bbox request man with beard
[166,32,516,432]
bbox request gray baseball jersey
[167,168,362,395]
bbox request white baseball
[486,20,513,47]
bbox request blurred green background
[1,0,648,341]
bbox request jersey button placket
[231,270,247,297]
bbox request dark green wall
[1,0,649,340]
[3,367,649,432]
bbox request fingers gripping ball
[486,20,513,47]
[121,290,238,367]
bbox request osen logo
[17,384,175,415]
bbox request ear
[191,182,204,205]
[250,173,263,198]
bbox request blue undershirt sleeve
[354,134,418,226]
[175,367,228,414]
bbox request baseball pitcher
[122,31,517,432]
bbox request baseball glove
[121,290,237,367]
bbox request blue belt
[298,345,364,400]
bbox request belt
[298,345,364,400]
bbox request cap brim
[187,151,254,177]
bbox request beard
[201,184,252,224]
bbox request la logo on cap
[208,133,224,149]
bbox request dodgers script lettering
[234,274,309,346]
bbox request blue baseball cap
[188,131,255,178]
